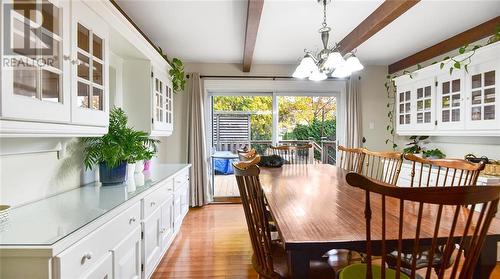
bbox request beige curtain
[187,73,210,206]
[345,75,363,148]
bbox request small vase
[135,160,144,173]
[135,172,145,187]
[99,161,127,185]
[143,160,152,171]
[127,163,136,180]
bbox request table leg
[288,249,309,279]
[473,238,497,279]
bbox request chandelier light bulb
[309,69,327,81]
[331,65,352,78]
[292,65,310,79]
[345,54,364,72]
[322,52,345,71]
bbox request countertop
[0,164,190,246]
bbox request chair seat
[387,248,453,271]
[252,243,336,279]
[339,263,410,279]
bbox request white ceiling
[116,0,500,66]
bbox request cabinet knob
[129,217,136,224]
[63,55,71,61]
[81,252,92,265]
[150,202,156,207]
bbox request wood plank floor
[153,204,500,279]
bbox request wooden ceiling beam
[337,0,420,54]
[388,16,500,74]
[242,0,264,72]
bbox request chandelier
[293,0,364,81]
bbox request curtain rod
[185,74,353,80]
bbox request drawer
[174,169,190,191]
[55,202,140,278]
[143,182,169,218]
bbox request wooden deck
[214,174,240,197]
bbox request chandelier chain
[322,0,327,28]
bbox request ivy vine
[384,26,500,150]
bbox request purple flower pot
[143,160,152,171]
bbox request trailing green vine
[384,26,500,150]
[158,47,187,93]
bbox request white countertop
[0,164,190,246]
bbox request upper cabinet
[394,42,500,137]
[0,0,108,136]
[151,67,174,135]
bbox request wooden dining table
[259,164,500,279]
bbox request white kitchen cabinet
[71,0,109,127]
[82,252,113,279]
[142,206,162,279]
[160,198,174,253]
[122,61,173,137]
[0,0,71,123]
[112,227,142,279]
[394,41,500,136]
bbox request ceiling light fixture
[293,0,364,81]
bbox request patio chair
[269,144,313,164]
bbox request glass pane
[156,108,160,121]
[424,112,431,123]
[77,82,90,108]
[472,107,481,121]
[452,94,460,107]
[93,61,103,85]
[442,96,450,108]
[484,105,495,120]
[399,115,404,125]
[472,74,481,89]
[160,81,163,93]
[78,53,89,80]
[405,114,410,124]
[92,87,103,110]
[417,113,423,123]
[155,79,159,91]
[451,109,460,122]
[405,103,410,113]
[41,70,60,102]
[442,110,450,122]
[77,24,90,52]
[424,99,431,110]
[41,0,60,35]
[93,34,103,60]
[417,100,423,111]
[472,91,482,105]
[12,18,36,58]
[41,32,60,69]
[13,64,37,98]
[417,88,423,99]
[399,92,404,102]
[484,71,495,87]
[484,88,495,103]
[442,81,450,94]
[405,91,410,101]
[399,104,404,113]
[452,79,460,92]
[424,86,431,97]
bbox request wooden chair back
[346,172,500,279]
[337,145,365,173]
[404,154,486,187]
[361,149,403,185]
[238,149,257,161]
[269,144,312,164]
[233,156,276,277]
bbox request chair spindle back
[338,145,365,173]
[361,150,403,185]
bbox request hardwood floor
[153,204,500,279]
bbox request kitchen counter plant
[82,108,159,185]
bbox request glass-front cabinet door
[1,0,70,122]
[71,1,109,126]
[151,68,173,135]
[396,85,412,132]
[413,77,435,131]
[466,59,499,130]
[437,71,465,130]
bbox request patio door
[208,92,338,202]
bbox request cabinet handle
[81,252,92,265]
[129,217,136,224]
[63,55,71,61]
[150,202,156,207]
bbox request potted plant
[422,148,446,159]
[402,135,429,155]
[82,108,159,185]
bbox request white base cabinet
[0,165,190,279]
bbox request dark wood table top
[259,164,500,250]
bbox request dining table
[259,164,500,279]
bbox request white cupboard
[394,41,500,136]
[82,253,113,279]
[112,227,142,279]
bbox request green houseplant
[82,108,159,185]
[158,47,186,93]
[423,148,446,159]
[402,135,429,155]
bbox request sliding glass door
[209,92,338,201]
